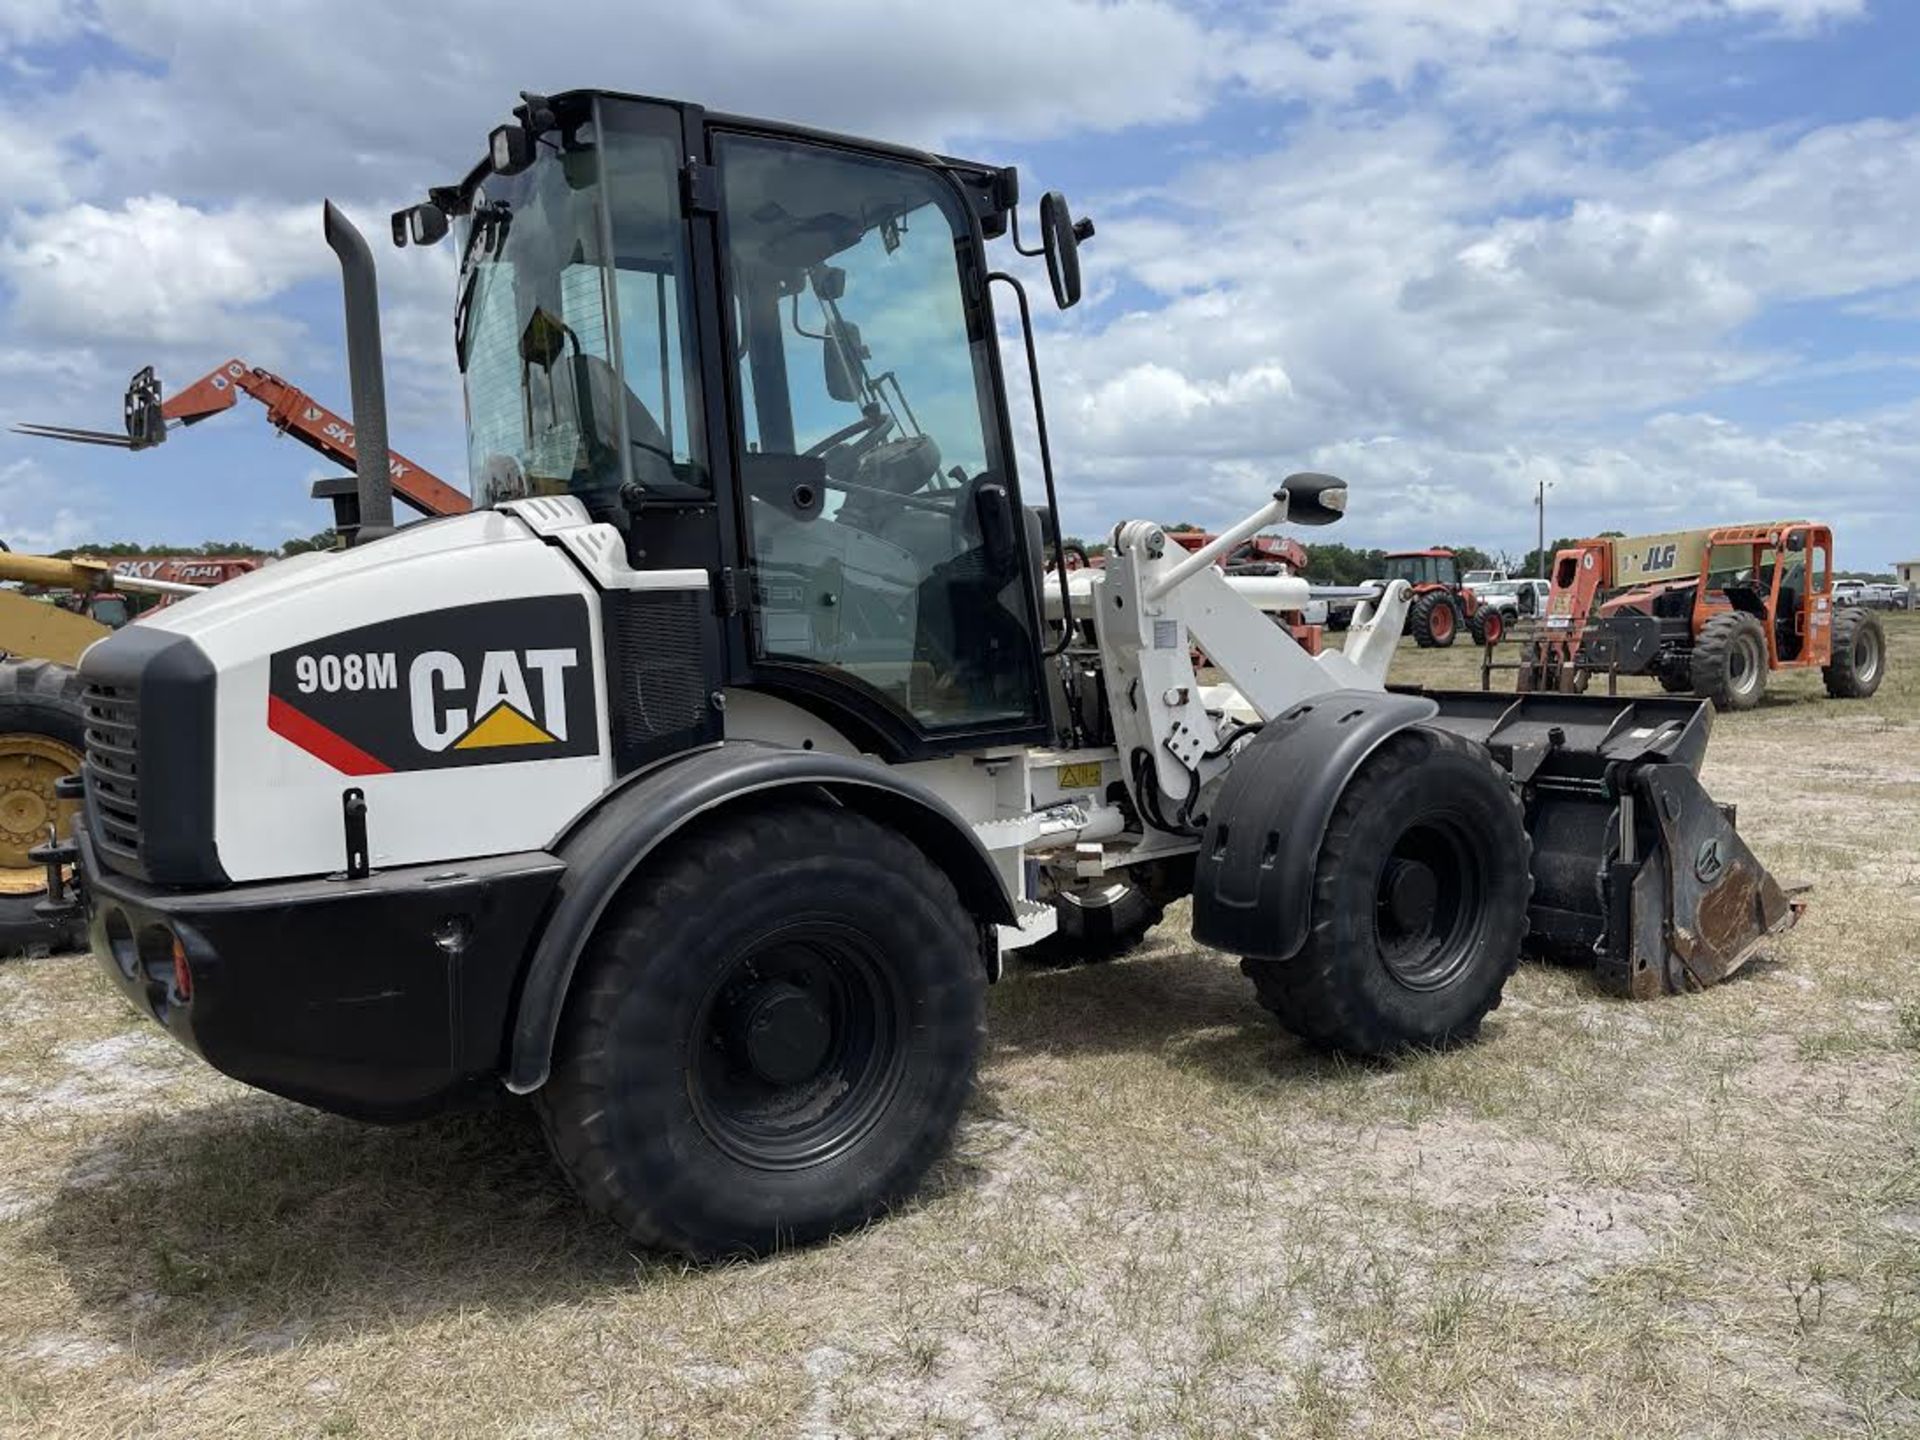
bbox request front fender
[1190,689,1440,962]
[506,742,1015,1093]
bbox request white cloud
[0,195,325,345]
[0,0,1909,564]
[1031,104,1920,562]
[0,0,89,49]
[0,456,104,551]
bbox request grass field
[3,617,1917,1438]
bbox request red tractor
[1381,548,1503,648]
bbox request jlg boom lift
[46,90,1798,1258]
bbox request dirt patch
[1,621,1917,1437]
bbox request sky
[0,0,1916,571]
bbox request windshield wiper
[453,203,513,371]
[453,266,481,371]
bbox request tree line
[34,530,340,560]
[1065,532,1564,583]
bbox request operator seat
[1775,584,1802,660]
[538,350,683,532]
[911,473,1033,719]
[572,351,679,497]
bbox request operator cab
[420,91,1077,757]
[1382,551,1459,588]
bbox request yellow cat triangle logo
[453,702,558,750]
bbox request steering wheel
[803,409,891,460]
[854,433,942,494]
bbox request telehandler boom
[15,358,469,527]
[52,90,1797,1258]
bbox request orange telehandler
[15,359,470,528]
[1513,521,1886,710]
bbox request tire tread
[1242,727,1531,1056]
[535,800,983,1257]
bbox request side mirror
[823,320,864,403]
[489,122,534,176]
[390,203,449,248]
[811,265,847,302]
[1039,192,1093,309]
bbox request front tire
[1410,593,1460,649]
[537,802,985,1258]
[1468,607,1506,646]
[1691,612,1769,711]
[0,659,87,957]
[1824,608,1885,699]
[1242,727,1531,1056]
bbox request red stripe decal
[267,694,394,775]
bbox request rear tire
[1410,593,1459,649]
[1242,726,1531,1056]
[1691,612,1768,712]
[536,802,985,1258]
[1022,856,1193,967]
[0,659,87,958]
[1824,608,1885,699]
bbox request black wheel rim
[688,922,906,1171]
[1372,818,1485,991]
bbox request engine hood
[122,511,533,646]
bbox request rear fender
[1191,689,1439,962]
[506,742,1015,1093]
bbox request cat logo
[267,597,600,774]
[410,648,579,752]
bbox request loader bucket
[1415,690,1802,997]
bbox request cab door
[711,128,1047,756]
[1800,525,1834,666]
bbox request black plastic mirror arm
[1007,205,1046,259]
[988,271,1074,657]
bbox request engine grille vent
[82,683,142,865]
[605,590,710,765]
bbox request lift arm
[1091,481,1413,806]
[14,361,470,519]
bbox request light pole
[1535,479,1555,579]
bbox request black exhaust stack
[322,200,396,541]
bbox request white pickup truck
[1472,577,1550,623]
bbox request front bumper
[79,824,564,1121]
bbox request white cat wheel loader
[45,90,1798,1258]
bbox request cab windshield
[1383,555,1456,587]
[456,98,706,520]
